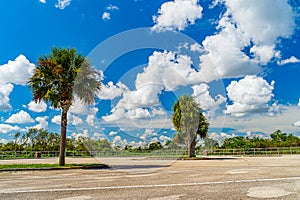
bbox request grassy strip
[0,163,109,170]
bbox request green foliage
[172,95,209,141]
[148,142,163,150]
[204,138,218,149]
[171,95,209,157]
[0,129,112,153]
[221,130,300,149]
[83,138,112,151]
[27,47,101,166]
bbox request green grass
[0,163,108,170]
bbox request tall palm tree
[172,95,209,157]
[28,47,101,166]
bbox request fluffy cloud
[32,116,48,130]
[224,0,295,44]
[152,0,203,31]
[0,55,35,85]
[97,81,128,100]
[278,56,300,66]
[225,76,275,117]
[102,12,111,20]
[211,105,300,135]
[27,100,47,112]
[109,131,117,136]
[192,83,226,115]
[135,51,199,91]
[140,129,158,141]
[69,96,98,115]
[72,129,89,140]
[0,138,8,144]
[51,114,83,126]
[0,124,19,134]
[103,51,202,122]
[51,115,61,125]
[39,0,46,3]
[199,0,296,82]
[190,43,203,52]
[0,84,13,111]
[6,110,35,124]
[69,115,83,126]
[298,99,300,107]
[55,0,71,9]
[293,121,300,127]
[250,45,276,65]
[111,135,127,147]
[93,132,105,140]
[86,115,97,128]
[159,135,171,143]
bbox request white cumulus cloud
[27,100,47,112]
[103,50,203,122]
[72,129,89,140]
[6,110,35,124]
[0,55,35,85]
[97,81,128,100]
[192,83,226,115]
[69,115,83,126]
[199,0,296,82]
[0,138,8,144]
[39,0,46,3]
[109,131,117,136]
[278,56,300,66]
[152,0,203,31]
[0,83,13,111]
[0,124,20,134]
[86,115,97,128]
[32,116,48,130]
[293,121,300,127]
[225,76,275,117]
[69,96,98,115]
[51,115,61,125]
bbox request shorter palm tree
[172,95,209,157]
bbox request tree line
[0,128,165,152]
[1,128,299,153]
[218,130,300,149]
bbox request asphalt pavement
[0,156,300,199]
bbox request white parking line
[1,176,300,194]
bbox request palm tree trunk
[59,107,68,166]
[190,137,196,157]
[187,127,192,157]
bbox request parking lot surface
[0,155,300,199]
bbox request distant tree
[84,138,112,151]
[204,138,219,149]
[148,142,163,150]
[172,95,209,157]
[28,47,101,166]
[124,144,133,151]
[13,132,21,145]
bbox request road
[0,156,300,199]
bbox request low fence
[208,147,300,156]
[0,147,300,159]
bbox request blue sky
[0,0,300,147]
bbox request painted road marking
[1,176,300,194]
